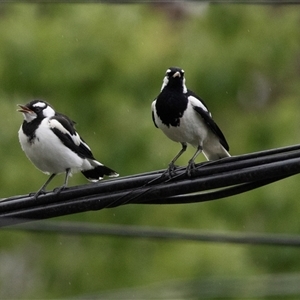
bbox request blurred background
[1,2,300,298]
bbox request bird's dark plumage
[18,100,118,197]
[192,105,229,151]
[151,67,230,176]
[155,87,188,127]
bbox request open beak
[17,104,33,114]
[173,71,181,78]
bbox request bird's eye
[34,107,43,113]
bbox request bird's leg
[33,173,57,199]
[186,145,203,177]
[54,168,71,194]
[166,142,187,177]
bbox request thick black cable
[111,146,300,206]
[137,175,293,204]
[1,145,300,225]
[1,144,299,211]
[0,160,297,219]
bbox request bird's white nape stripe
[43,106,55,118]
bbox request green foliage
[0,3,300,298]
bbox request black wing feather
[187,91,229,151]
[50,115,96,160]
[187,89,209,110]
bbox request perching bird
[152,67,230,176]
[18,100,119,197]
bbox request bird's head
[161,67,187,92]
[18,100,55,123]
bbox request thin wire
[3,220,300,247]
[1,0,300,3]
[75,273,300,299]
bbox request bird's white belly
[157,104,208,148]
[18,125,83,175]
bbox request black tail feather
[82,165,119,181]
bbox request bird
[151,67,230,176]
[18,100,119,198]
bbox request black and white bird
[152,67,230,176]
[18,100,119,197]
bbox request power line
[0,0,300,3]
[72,273,300,299]
[0,144,300,226]
[4,220,300,247]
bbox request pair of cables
[1,144,300,226]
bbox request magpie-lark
[152,67,230,176]
[18,100,119,197]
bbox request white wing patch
[188,95,211,116]
[48,119,81,146]
[42,106,55,118]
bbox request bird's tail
[203,145,231,161]
[82,160,119,182]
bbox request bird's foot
[162,163,177,178]
[30,189,46,200]
[53,185,68,195]
[186,161,196,177]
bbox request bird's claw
[162,163,177,178]
[186,161,196,177]
[30,189,46,199]
[168,163,178,178]
[53,185,67,194]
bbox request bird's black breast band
[155,89,188,127]
[22,118,43,144]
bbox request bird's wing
[187,92,230,151]
[151,100,158,128]
[49,115,95,160]
[187,89,210,112]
